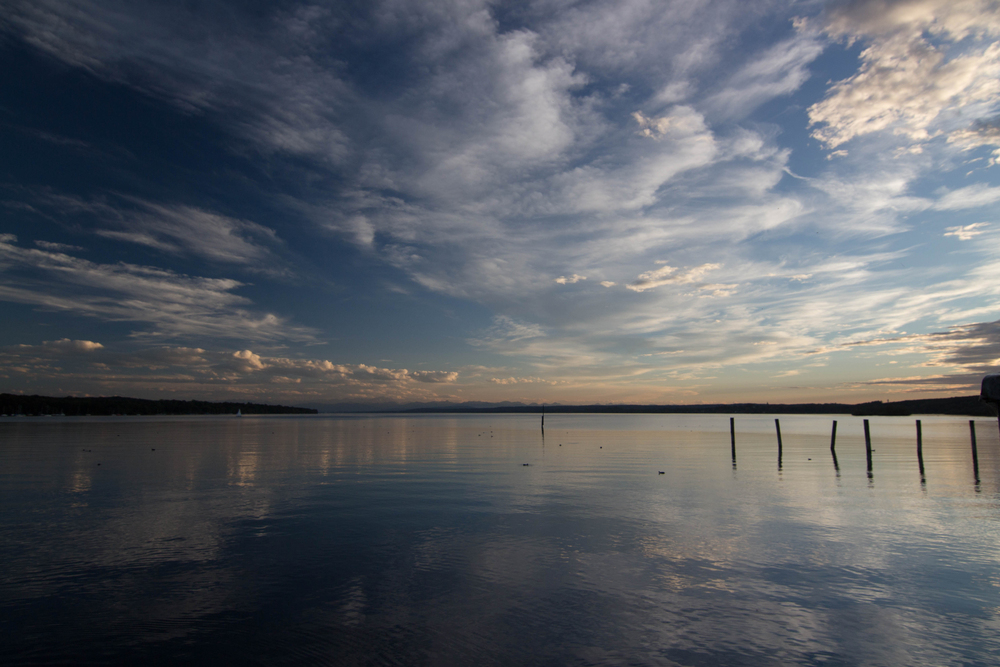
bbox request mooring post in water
[970,420,980,482]
[864,419,872,472]
[775,418,783,467]
[730,417,736,462]
[830,420,839,471]
[916,419,925,480]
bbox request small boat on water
[236,409,242,417]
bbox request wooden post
[916,419,925,480]
[970,420,980,482]
[775,418,783,467]
[864,419,872,472]
[541,404,545,432]
[730,417,736,463]
[830,420,839,471]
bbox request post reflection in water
[1,413,998,666]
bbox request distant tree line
[404,395,997,417]
[0,394,317,416]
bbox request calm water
[2,413,999,666]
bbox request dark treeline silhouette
[402,395,996,417]
[0,393,317,416]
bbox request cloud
[94,200,284,267]
[34,240,85,252]
[411,370,460,383]
[490,376,547,385]
[949,114,1000,164]
[844,317,1000,392]
[933,184,1000,210]
[0,235,315,342]
[627,263,721,293]
[1,0,353,161]
[0,342,460,402]
[15,339,103,354]
[479,316,544,343]
[5,0,1000,404]
[21,192,289,272]
[705,31,825,119]
[944,223,990,240]
[809,0,1000,151]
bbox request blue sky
[1,0,999,406]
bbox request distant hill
[6,394,994,418]
[0,394,317,416]
[391,395,997,417]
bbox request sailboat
[236,409,242,417]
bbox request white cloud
[944,222,990,240]
[554,274,587,284]
[809,0,1000,151]
[706,31,825,119]
[933,184,1000,210]
[627,263,721,293]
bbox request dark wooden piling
[730,417,736,463]
[916,419,925,480]
[970,420,980,482]
[775,418,783,467]
[541,405,545,432]
[864,419,872,472]
[830,420,839,471]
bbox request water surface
[2,413,999,665]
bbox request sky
[1,0,1000,407]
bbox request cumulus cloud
[554,274,587,284]
[0,342,460,402]
[809,0,1000,151]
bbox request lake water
[2,413,999,665]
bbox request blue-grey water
[2,413,999,666]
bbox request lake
[1,413,999,665]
